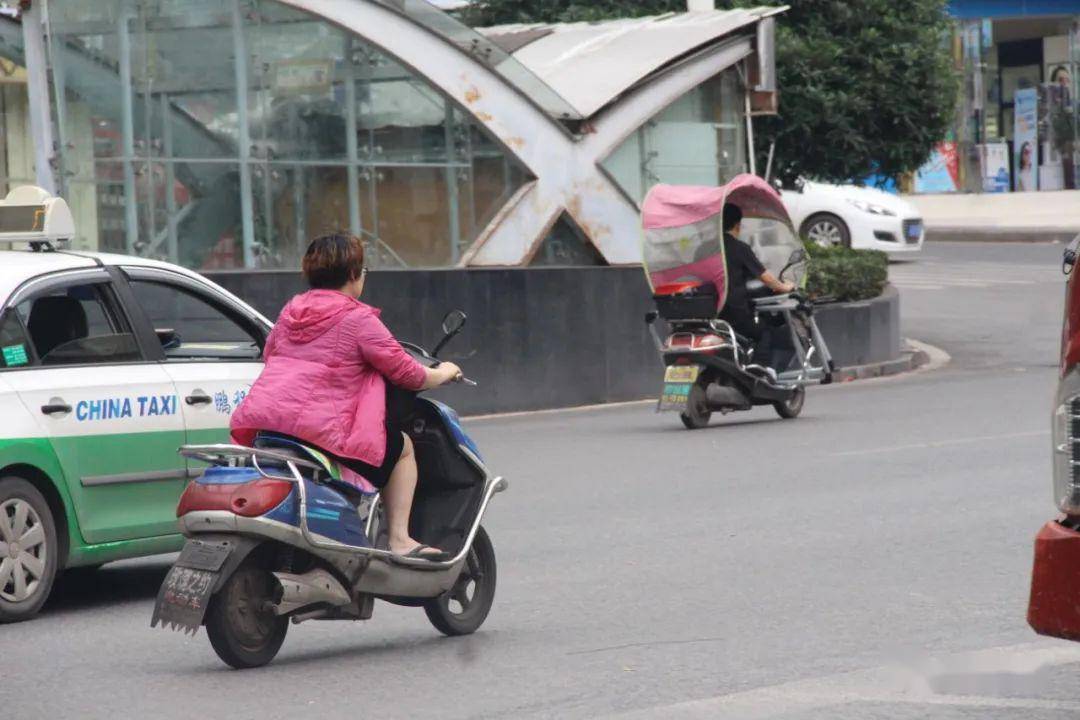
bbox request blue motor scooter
[151,310,507,669]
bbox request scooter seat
[253,432,372,507]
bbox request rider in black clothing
[717,203,795,363]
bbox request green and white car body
[0,249,271,621]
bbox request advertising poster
[914,142,960,193]
[980,143,1009,192]
[1013,88,1038,191]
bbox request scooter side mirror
[441,309,467,335]
[433,309,467,358]
[645,311,659,325]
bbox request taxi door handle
[185,392,213,406]
[41,402,72,416]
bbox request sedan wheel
[0,478,59,622]
[802,214,851,249]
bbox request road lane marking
[603,642,1080,719]
[568,637,728,656]
[828,429,1048,457]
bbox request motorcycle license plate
[658,365,700,411]
[150,539,232,633]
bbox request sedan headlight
[846,199,897,216]
[1054,370,1080,513]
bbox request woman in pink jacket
[231,234,461,560]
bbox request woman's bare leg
[381,434,440,557]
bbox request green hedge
[804,244,889,303]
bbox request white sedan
[779,179,925,253]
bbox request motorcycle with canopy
[642,174,835,429]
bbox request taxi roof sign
[0,185,75,250]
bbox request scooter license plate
[150,539,231,632]
[658,365,700,411]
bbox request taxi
[0,186,271,621]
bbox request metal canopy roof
[479,7,784,119]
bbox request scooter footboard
[356,555,466,598]
[150,535,262,633]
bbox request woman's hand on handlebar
[421,361,462,390]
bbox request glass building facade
[0,36,34,195]
[42,0,528,269]
[0,0,763,268]
[603,69,747,203]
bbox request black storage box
[652,281,718,320]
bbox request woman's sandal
[400,544,450,562]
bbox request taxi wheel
[0,477,59,623]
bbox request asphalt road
[1,241,1072,720]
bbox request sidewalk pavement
[906,190,1080,243]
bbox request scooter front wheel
[205,560,288,669]
[424,526,496,636]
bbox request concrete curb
[926,228,1075,244]
[465,339,951,419]
[904,337,952,374]
[830,337,948,382]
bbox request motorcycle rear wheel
[424,526,496,636]
[774,385,805,419]
[205,561,288,669]
[679,381,711,429]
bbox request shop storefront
[917,1,1080,193]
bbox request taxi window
[18,283,141,367]
[128,280,262,361]
[0,310,34,369]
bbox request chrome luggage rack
[178,444,508,571]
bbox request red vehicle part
[1063,264,1080,375]
[654,281,705,296]
[1028,520,1080,641]
[1027,242,1080,642]
[664,332,727,353]
[176,477,293,518]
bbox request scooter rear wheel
[205,560,288,669]
[774,385,805,419]
[679,382,711,429]
[424,526,496,636]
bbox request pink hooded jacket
[231,290,427,466]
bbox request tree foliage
[463,0,958,184]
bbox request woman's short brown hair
[302,233,365,289]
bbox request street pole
[21,2,55,194]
